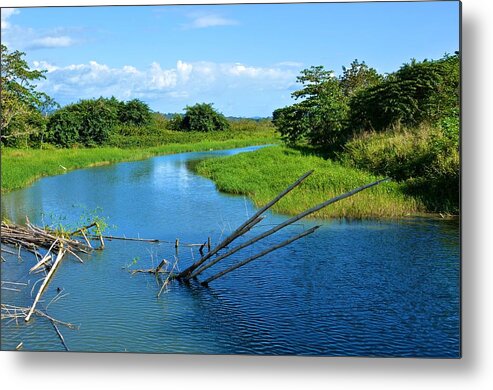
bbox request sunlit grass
[1,136,279,192]
[194,146,425,219]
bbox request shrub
[174,103,229,132]
[340,119,459,213]
[349,53,459,132]
[46,98,119,147]
[46,108,80,147]
[118,99,152,126]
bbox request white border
[2,1,493,390]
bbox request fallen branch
[189,177,389,280]
[176,170,314,279]
[2,304,77,329]
[25,245,66,322]
[201,225,320,285]
[158,258,179,298]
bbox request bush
[118,99,152,126]
[340,119,459,213]
[46,98,118,147]
[349,53,459,132]
[174,103,229,132]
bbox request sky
[0,1,460,117]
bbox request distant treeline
[0,44,267,148]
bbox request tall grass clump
[340,118,459,213]
[194,146,423,219]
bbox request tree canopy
[1,44,52,145]
[349,53,459,132]
[171,103,229,132]
[273,65,350,147]
[273,54,459,149]
[45,97,153,147]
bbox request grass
[1,136,278,193]
[107,119,277,148]
[340,124,459,214]
[193,146,425,219]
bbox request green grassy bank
[1,137,277,193]
[193,146,425,219]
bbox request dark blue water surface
[1,146,460,357]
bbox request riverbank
[193,146,426,219]
[1,137,278,193]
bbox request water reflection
[1,146,460,357]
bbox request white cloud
[276,61,304,68]
[32,59,301,110]
[184,13,238,29]
[1,8,19,30]
[225,63,291,80]
[148,62,178,89]
[27,36,76,49]
[2,10,78,50]
[177,60,193,82]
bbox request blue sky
[1,2,460,117]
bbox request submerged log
[176,170,314,279]
[189,177,389,280]
[201,225,320,285]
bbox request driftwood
[1,219,95,255]
[2,304,77,329]
[1,246,17,255]
[157,258,179,297]
[49,313,70,351]
[176,170,314,279]
[25,245,66,322]
[1,218,106,324]
[201,225,320,285]
[2,303,76,351]
[123,173,389,292]
[85,234,207,248]
[187,177,390,281]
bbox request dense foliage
[273,66,349,147]
[272,53,460,213]
[0,44,56,147]
[350,53,459,132]
[46,98,116,147]
[117,99,152,126]
[170,103,230,132]
[274,53,459,148]
[45,97,152,147]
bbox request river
[1,146,460,357]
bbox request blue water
[1,146,460,357]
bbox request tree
[340,59,382,98]
[272,66,349,147]
[1,44,52,145]
[349,53,460,132]
[46,97,119,147]
[176,103,229,132]
[118,98,151,126]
